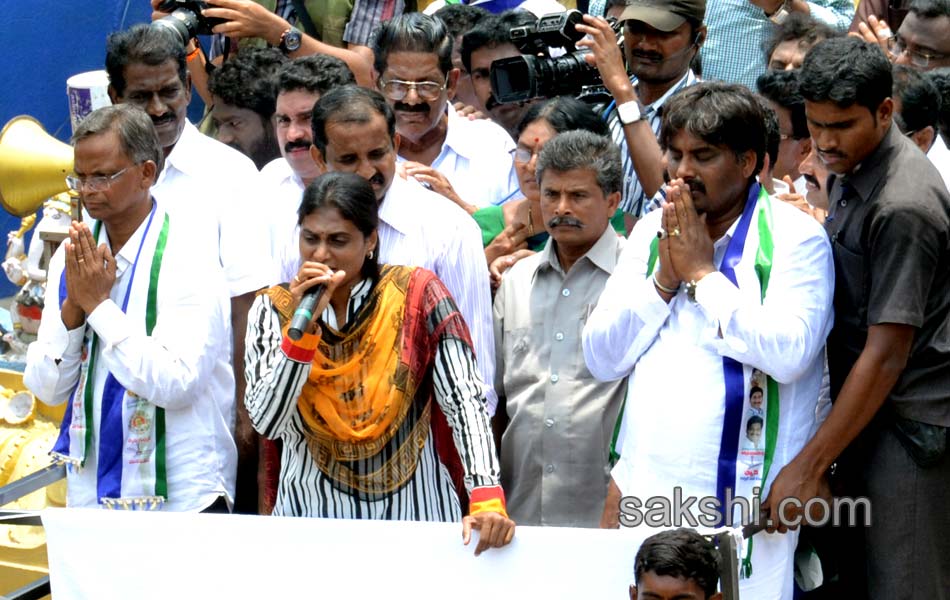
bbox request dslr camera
[490,10,623,104]
[151,0,226,46]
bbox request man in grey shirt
[493,131,627,527]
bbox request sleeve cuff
[280,322,321,363]
[469,485,508,517]
[87,300,130,349]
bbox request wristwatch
[617,100,646,126]
[766,1,790,24]
[279,26,303,54]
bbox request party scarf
[51,206,170,509]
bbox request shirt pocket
[832,239,868,329]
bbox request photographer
[149,0,372,105]
[574,0,705,218]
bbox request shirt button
[840,199,848,207]
[561,288,571,297]
[545,418,555,428]
[546,464,555,473]
[554,332,564,341]
[550,374,560,383]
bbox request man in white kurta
[582,82,834,600]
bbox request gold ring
[670,227,681,237]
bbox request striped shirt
[244,276,501,519]
[605,69,699,217]
[701,0,854,90]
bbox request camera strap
[289,0,319,39]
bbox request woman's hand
[289,262,347,333]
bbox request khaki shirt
[494,225,627,527]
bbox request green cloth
[473,205,628,249]
[239,0,352,49]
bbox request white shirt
[379,175,499,413]
[582,198,834,599]
[259,157,307,284]
[401,105,521,209]
[927,135,950,192]
[24,203,237,511]
[153,120,273,296]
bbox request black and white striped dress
[244,276,501,520]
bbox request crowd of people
[19,0,950,598]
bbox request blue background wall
[0,1,204,296]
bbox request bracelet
[186,40,202,63]
[653,273,680,295]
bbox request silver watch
[767,1,790,24]
[617,100,645,126]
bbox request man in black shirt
[766,36,950,599]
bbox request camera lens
[151,9,200,46]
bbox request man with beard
[768,37,950,599]
[460,10,540,139]
[372,13,520,215]
[575,0,705,218]
[261,54,356,283]
[105,24,272,513]
[310,85,498,415]
[584,82,834,600]
[208,47,286,170]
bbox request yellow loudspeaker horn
[0,116,74,217]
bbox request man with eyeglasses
[768,37,950,598]
[372,13,520,215]
[854,0,950,71]
[25,104,237,513]
[106,24,272,514]
[892,65,950,190]
[756,70,811,192]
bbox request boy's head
[631,529,722,600]
[746,416,764,445]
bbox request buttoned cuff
[87,300,131,350]
[469,485,508,518]
[46,317,85,359]
[280,322,320,363]
[694,272,749,354]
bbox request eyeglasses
[512,147,541,164]
[65,165,135,193]
[379,78,447,102]
[886,35,950,69]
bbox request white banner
[42,509,647,600]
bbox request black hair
[434,3,491,39]
[747,415,765,429]
[106,24,186,97]
[277,54,356,97]
[763,13,839,66]
[759,100,781,168]
[909,0,950,18]
[208,48,287,120]
[373,13,454,77]
[298,172,379,280]
[660,82,768,177]
[460,10,536,73]
[756,70,809,140]
[893,65,942,135]
[798,37,893,115]
[634,529,720,599]
[927,67,950,143]
[750,386,764,398]
[536,131,623,196]
[517,96,610,137]
[311,85,396,155]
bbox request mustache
[369,172,385,187]
[394,102,430,113]
[803,173,820,188]
[630,50,664,63]
[284,140,311,153]
[548,215,583,229]
[152,113,175,126]
[684,179,706,195]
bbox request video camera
[490,10,623,105]
[151,1,226,46]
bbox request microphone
[288,283,326,341]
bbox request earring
[367,250,374,260]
